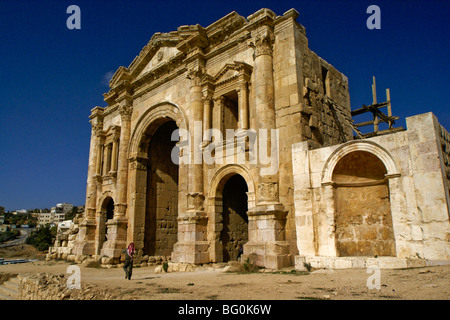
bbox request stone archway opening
[144,120,179,257]
[98,197,114,253]
[220,174,248,262]
[332,151,396,257]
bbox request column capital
[129,156,149,171]
[118,104,133,122]
[248,28,274,58]
[187,66,207,87]
[91,121,105,137]
[114,203,127,216]
[112,125,121,141]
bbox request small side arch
[208,164,256,208]
[321,140,400,185]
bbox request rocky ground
[0,244,449,300]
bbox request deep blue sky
[0,0,448,211]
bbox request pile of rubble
[19,273,117,300]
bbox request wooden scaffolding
[351,76,404,138]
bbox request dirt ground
[1,245,449,300]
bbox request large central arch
[127,102,189,254]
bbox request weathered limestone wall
[292,112,450,269]
[333,151,396,257]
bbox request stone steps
[0,277,21,300]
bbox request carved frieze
[258,182,279,203]
[187,192,205,211]
[129,156,149,171]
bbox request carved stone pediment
[137,46,182,80]
[214,61,252,84]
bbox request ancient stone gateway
[51,8,449,270]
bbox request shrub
[26,225,57,251]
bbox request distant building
[11,209,27,215]
[56,203,73,214]
[57,220,74,233]
[38,203,73,227]
[38,212,53,226]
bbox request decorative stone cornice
[89,106,104,119]
[176,25,208,54]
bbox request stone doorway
[332,151,396,257]
[144,120,179,256]
[221,174,248,262]
[98,197,114,254]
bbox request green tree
[26,225,57,251]
[65,206,78,221]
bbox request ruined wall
[292,112,450,265]
[18,274,116,300]
[295,27,353,148]
[272,14,353,258]
[437,122,450,214]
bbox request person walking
[122,242,136,280]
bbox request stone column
[202,96,212,143]
[213,96,224,137]
[238,80,249,130]
[95,135,104,175]
[115,97,133,216]
[103,144,111,175]
[110,128,119,174]
[101,95,132,259]
[172,67,209,264]
[243,25,291,269]
[73,107,104,257]
[188,70,204,194]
